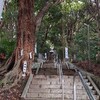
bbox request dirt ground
[0,77,28,100]
[74,61,100,77]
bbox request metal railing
[35,62,43,75]
[73,73,78,100]
[57,60,64,100]
[66,61,96,100]
[78,71,96,100]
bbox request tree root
[0,51,15,76]
[0,48,33,90]
[1,58,22,90]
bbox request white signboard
[23,61,27,72]
[21,49,23,56]
[65,47,69,59]
[29,52,32,59]
[0,0,4,18]
[35,43,37,54]
[45,53,47,59]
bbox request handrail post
[62,78,64,100]
[57,60,64,100]
[73,73,78,100]
[35,62,43,75]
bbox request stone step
[86,82,91,86]
[31,80,83,86]
[25,98,73,100]
[32,77,81,82]
[50,89,73,94]
[28,88,69,93]
[43,66,55,68]
[89,95,99,100]
[28,88,88,95]
[88,85,93,90]
[26,95,99,100]
[43,65,54,68]
[43,64,54,66]
[33,75,47,79]
[33,68,75,75]
[26,93,89,99]
[63,76,73,79]
[25,73,99,100]
[29,84,61,89]
[32,80,51,85]
[28,89,51,93]
[43,64,54,67]
[32,79,61,85]
[43,63,54,65]
[27,93,64,98]
[94,95,100,100]
[84,79,89,82]
[29,84,85,90]
[34,75,63,80]
[83,76,87,78]
[91,90,97,94]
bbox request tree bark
[0,0,63,88]
[16,0,35,72]
[0,0,35,88]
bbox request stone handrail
[87,76,100,96]
[21,74,33,99]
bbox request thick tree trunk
[0,0,63,89]
[0,0,35,88]
[16,0,35,73]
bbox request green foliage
[73,25,99,61]
[2,0,18,23]
[62,0,85,13]
[0,0,99,63]
[0,0,17,58]
[0,47,6,54]
[37,4,62,54]
[0,39,16,58]
[34,0,49,15]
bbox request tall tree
[0,0,62,88]
[17,0,35,71]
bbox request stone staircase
[42,62,55,68]
[23,74,98,100]
[83,76,100,100]
[21,62,100,100]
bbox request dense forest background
[0,0,100,63]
